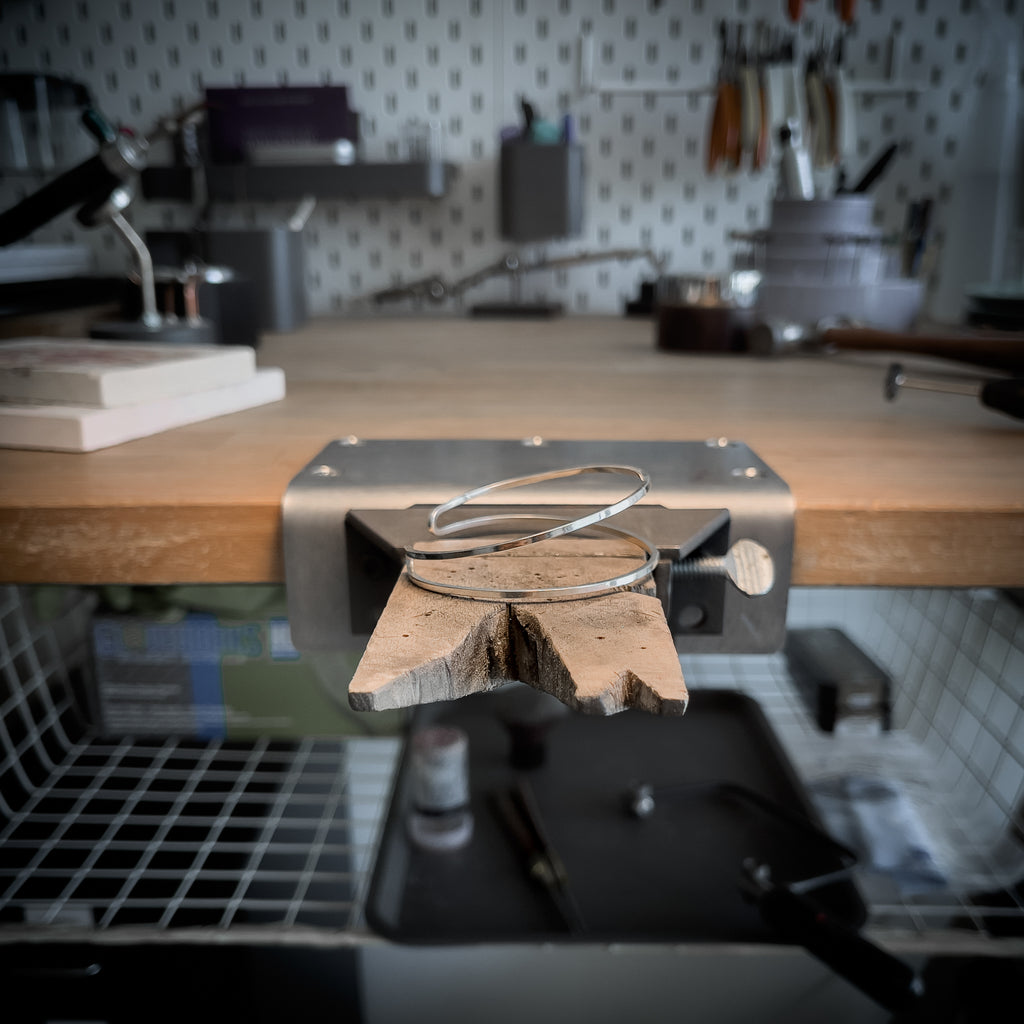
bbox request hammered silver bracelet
[406,464,650,562]
[403,464,657,602]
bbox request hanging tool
[900,198,933,278]
[754,73,770,171]
[780,33,808,151]
[786,0,805,22]
[737,26,762,168]
[885,364,1024,421]
[852,143,897,192]
[706,21,742,173]
[751,23,771,172]
[835,0,857,25]
[519,96,536,140]
[823,71,839,165]
[839,142,898,194]
[830,31,857,167]
[761,30,788,144]
[805,48,833,169]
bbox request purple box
[205,85,355,164]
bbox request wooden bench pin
[348,533,688,717]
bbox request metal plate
[282,439,793,653]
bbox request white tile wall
[754,586,1023,898]
[2,0,1021,316]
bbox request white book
[0,338,256,407]
[0,367,286,452]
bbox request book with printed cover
[0,338,257,407]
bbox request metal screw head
[884,363,905,402]
[722,538,775,596]
[625,783,656,819]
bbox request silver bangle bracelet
[406,464,650,562]
[404,518,659,602]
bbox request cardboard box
[91,610,400,740]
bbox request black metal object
[784,626,892,733]
[0,133,146,247]
[742,861,922,1015]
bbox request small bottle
[407,725,474,851]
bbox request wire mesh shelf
[1,584,1022,953]
[0,586,398,939]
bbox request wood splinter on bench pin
[348,465,688,717]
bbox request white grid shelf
[1,583,1022,955]
[0,586,399,938]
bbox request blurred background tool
[839,141,898,195]
[490,779,585,934]
[830,32,856,168]
[884,363,1024,422]
[749,321,1024,373]
[901,198,933,278]
[736,26,762,170]
[706,21,742,173]
[0,99,218,342]
[835,0,857,26]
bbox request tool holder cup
[499,141,583,246]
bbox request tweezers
[489,779,586,935]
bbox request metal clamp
[282,439,794,654]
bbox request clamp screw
[672,538,775,597]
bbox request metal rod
[885,363,981,401]
[109,211,161,328]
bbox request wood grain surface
[1,315,1021,586]
[349,542,687,716]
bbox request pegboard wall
[1,0,1021,318]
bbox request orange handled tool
[753,75,770,171]
[706,22,742,173]
[707,80,742,173]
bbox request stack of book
[0,338,286,452]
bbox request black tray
[366,689,864,944]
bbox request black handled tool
[742,860,922,1014]
[885,363,1024,421]
[490,779,585,934]
[0,129,147,246]
[836,142,898,194]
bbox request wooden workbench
[1,315,1021,587]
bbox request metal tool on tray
[742,860,922,1015]
[623,777,923,1014]
[490,778,585,934]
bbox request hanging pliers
[706,21,742,173]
